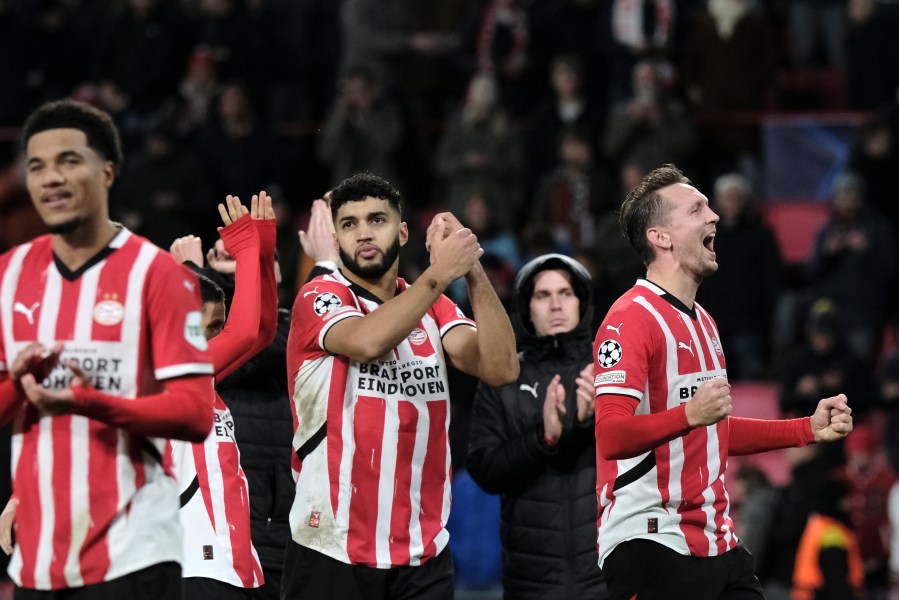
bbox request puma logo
[13,301,40,325]
[678,340,695,357]
[302,286,320,299]
[519,382,539,399]
[606,322,623,335]
[183,279,195,292]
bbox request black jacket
[467,254,607,600]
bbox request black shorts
[280,541,454,600]
[14,561,181,600]
[603,540,765,600]
[183,577,254,600]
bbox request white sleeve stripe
[596,386,642,399]
[155,363,214,379]
[439,320,475,338]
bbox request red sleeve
[430,291,475,336]
[728,416,814,456]
[254,219,278,347]
[596,393,693,460]
[210,215,262,380]
[0,374,24,427]
[71,374,213,442]
[292,277,363,358]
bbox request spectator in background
[780,299,869,418]
[807,172,897,363]
[598,0,675,106]
[848,113,899,237]
[682,0,772,113]
[846,0,899,111]
[339,0,454,92]
[527,53,602,192]
[682,0,773,176]
[112,119,212,248]
[317,66,405,188]
[456,0,532,116]
[468,254,608,600]
[760,444,836,600]
[196,81,280,244]
[532,127,613,254]
[787,0,847,69]
[174,46,222,138]
[93,0,195,140]
[879,348,899,470]
[602,58,696,191]
[434,72,524,227]
[792,478,864,600]
[697,173,782,380]
[731,466,779,576]
[836,423,897,599]
[194,0,274,108]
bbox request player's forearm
[464,264,519,385]
[728,416,814,456]
[212,218,263,377]
[71,375,214,442]
[255,219,278,348]
[339,266,451,362]
[596,394,692,460]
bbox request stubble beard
[340,236,401,280]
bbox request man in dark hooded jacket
[467,254,608,599]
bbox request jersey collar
[636,278,697,320]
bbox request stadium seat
[729,382,791,486]
[761,202,830,265]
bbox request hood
[512,253,594,356]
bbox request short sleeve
[145,253,215,380]
[594,304,654,401]
[291,277,364,357]
[431,294,475,338]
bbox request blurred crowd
[4,0,899,597]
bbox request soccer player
[284,172,519,599]
[0,99,214,598]
[168,193,277,599]
[593,164,853,600]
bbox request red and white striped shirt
[170,394,263,587]
[0,229,214,590]
[286,271,474,568]
[593,279,736,567]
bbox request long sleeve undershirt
[597,394,814,460]
[209,216,271,380]
[71,375,213,442]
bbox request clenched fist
[685,377,731,427]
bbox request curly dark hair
[330,172,402,220]
[22,99,124,169]
[619,164,691,267]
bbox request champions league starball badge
[597,339,623,368]
[313,292,342,316]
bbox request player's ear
[399,222,409,247]
[646,227,670,250]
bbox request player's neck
[342,263,400,303]
[51,218,120,272]
[645,265,700,309]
